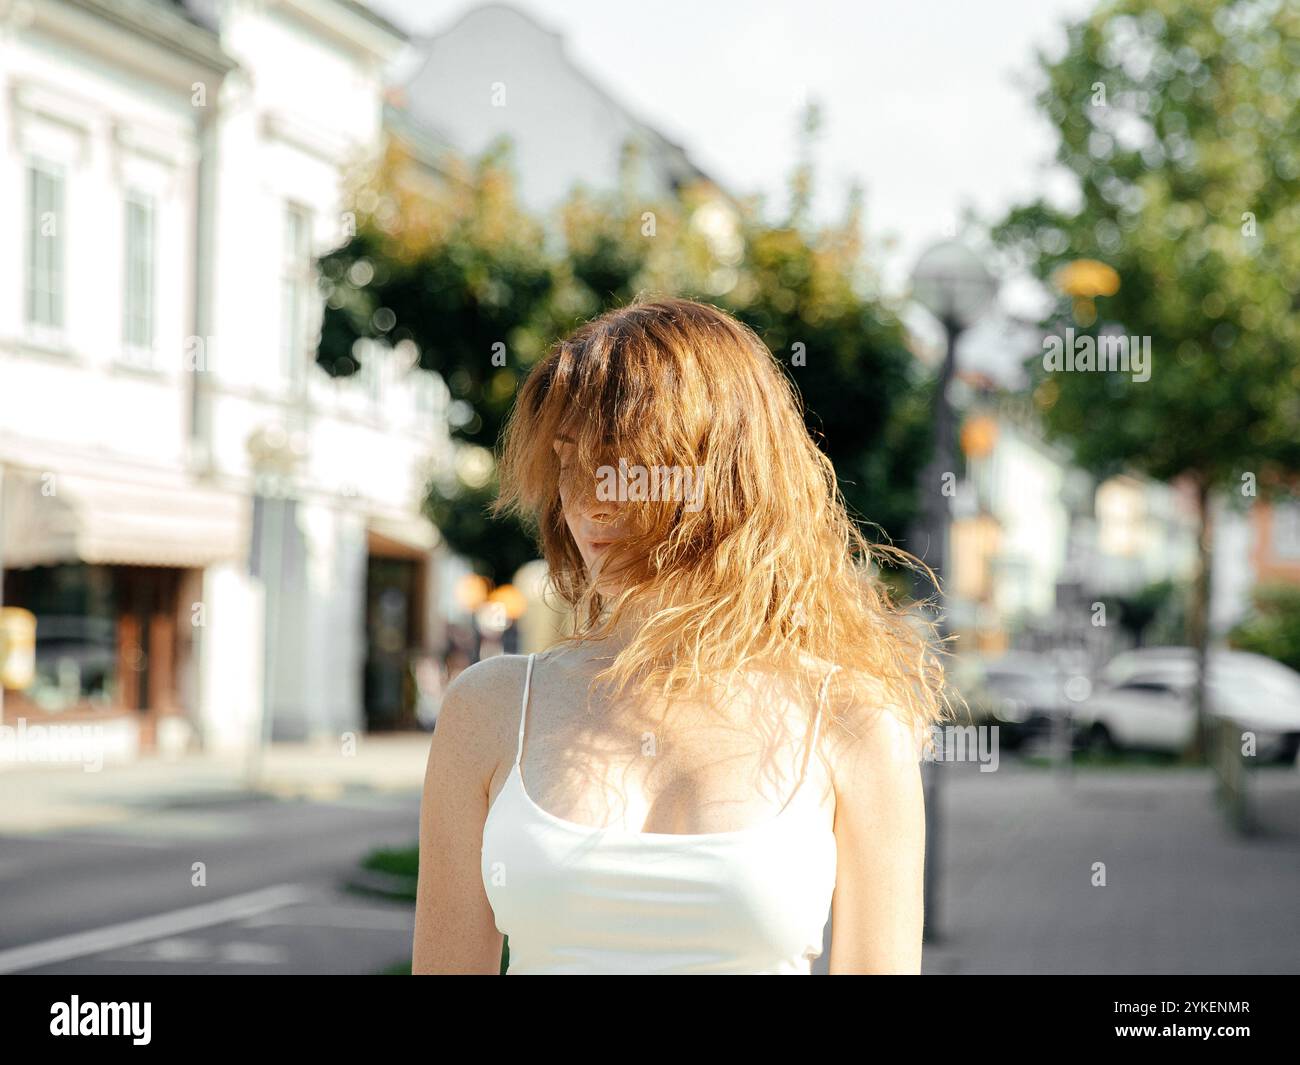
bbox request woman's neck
[569,595,648,658]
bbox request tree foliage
[318,134,932,583]
[1229,582,1300,673]
[991,0,1300,756]
[993,0,1300,488]
[987,0,1294,486]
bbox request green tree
[992,0,1300,758]
[318,126,932,587]
[318,141,558,582]
[1230,582,1300,673]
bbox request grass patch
[349,844,419,902]
[362,845,420,877]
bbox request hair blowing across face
[492,295,952,747]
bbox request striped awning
[367,511,438,559]
[1,467,249,568]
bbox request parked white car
[1074,648,1300,762]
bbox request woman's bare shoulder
[442,652,533,709]
[820,670,926,782]
[432,654,534,771]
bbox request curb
[343,868,418,901]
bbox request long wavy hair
[492,295,950,749]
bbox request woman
[412,296,948,975]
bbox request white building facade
[948,400,1201,658]
[0,0,449,761]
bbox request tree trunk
[1183,478,1213,764]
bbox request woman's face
[554,435,628,592]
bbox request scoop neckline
[498,762,833,842]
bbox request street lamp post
[909,239,998,944]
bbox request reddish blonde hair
[493,295,949,746]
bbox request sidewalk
[918,762,1300,974]
[0,733,432,835]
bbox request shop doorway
[363,552,425,732]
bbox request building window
[280,203,314,391]
[25,160,65,329]
[122,190,156,362]
[1,563,183,716]
[1,564,117,713]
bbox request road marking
[37,832,174,850]
[126,938,289,965]
[240,905,413,931]
[0,883,312,974]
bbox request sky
[366,0,1101,368]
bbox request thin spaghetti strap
[514,653,537,769]
[811,670,842,754]
[795,664,840,788]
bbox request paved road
[0,791,421,975]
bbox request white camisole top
[481,653,839,974]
